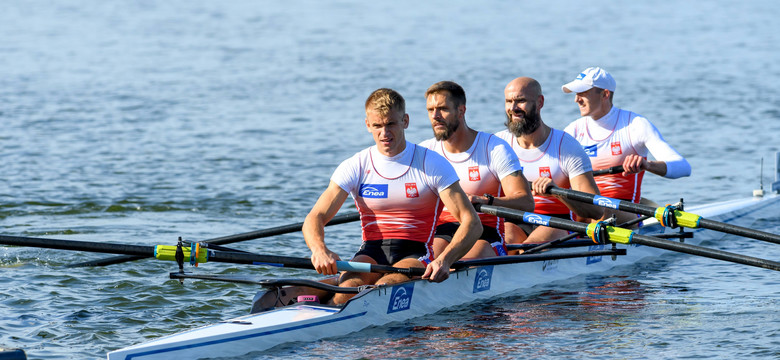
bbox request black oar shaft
[476,204,780,272]
[452,249,625,269]
[69,212,361,267]
[698,218,780,245]
[547,187,780,245]
[206,212,360,246]
[631,233,780,271]
[0,234,154,256]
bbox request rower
[561,67,691,224]
[496,77,603,245]
[419,81,534,258]
[303,88,482,304]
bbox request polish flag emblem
[405,183,419,198]
[468,166,481,181]
[539,167,551,178]
[611,142,622,155]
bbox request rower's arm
[303,181,349,275]
[628,116,691,178]
[424,182,482,282]
[474,170,534,211]
[566,172,603,220]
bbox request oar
[0,233,422,276]
[475,205,780,272]
[67,211,361,267]
[452,248,625,268]
[167,274,365,294]
[168,248,628,289]
[592,165,624,176]
[543,187,780,245]
[508,214,652,254]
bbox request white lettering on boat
[473,266,493,293]
[387,283,414,313]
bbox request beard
[433,119,460,141]
[504,104,541,136]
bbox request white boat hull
[107,195,779,360]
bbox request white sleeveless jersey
[564,107,646,202]
[496,128,591,215]
[419,131,522,229]
[331,141,459,244]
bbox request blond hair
[365,88,406,116]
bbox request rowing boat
[106,189,780,360]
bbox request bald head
[505,77,542,99]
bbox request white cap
[561,67,616,93]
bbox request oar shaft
[0,234,154,256]
[452,249,625,269]
[698,218,780,245]
[631,234,780,271]
[547,187,780,245]
[68,212,362,267]
[199,252,425,276]
[206,212,360,246]
[476,204,780,272]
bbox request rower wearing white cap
[562,67,691,223]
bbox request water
[1,0,779,358]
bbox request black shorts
[353,239,428,266]
[434,222,503,243]
[513,213,573,235]
[435,222,507,256]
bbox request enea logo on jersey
[405,183,419,198]
[539,167,551,178]
[468,166,481,181]
[593,195,619,209]
[611,141,622,156]
[359,184,388,198]
[473,266,494,293]
[387,283,414,313]
[583,144,598,157]
[523,213,551,226]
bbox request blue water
[1,1,780,359]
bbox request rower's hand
[531,177,555,196]
[310,249,341,275]
[622,154,647,175]
[422,258,450,283]
[467,194,489,205]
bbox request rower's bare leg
[375,258,425,285]
[523,226,569,244]
[461,239,498,259]
[431,237,449,259]
[504,223,528,254]
[333,255,381,305]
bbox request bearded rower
[419,81,534,258]
[496,77,602,245]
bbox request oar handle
[338,262,425,277]
[592,165,625,176]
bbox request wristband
[484,193,494,205]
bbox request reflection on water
[252,275,655,360]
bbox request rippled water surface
[2,1,780,359]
